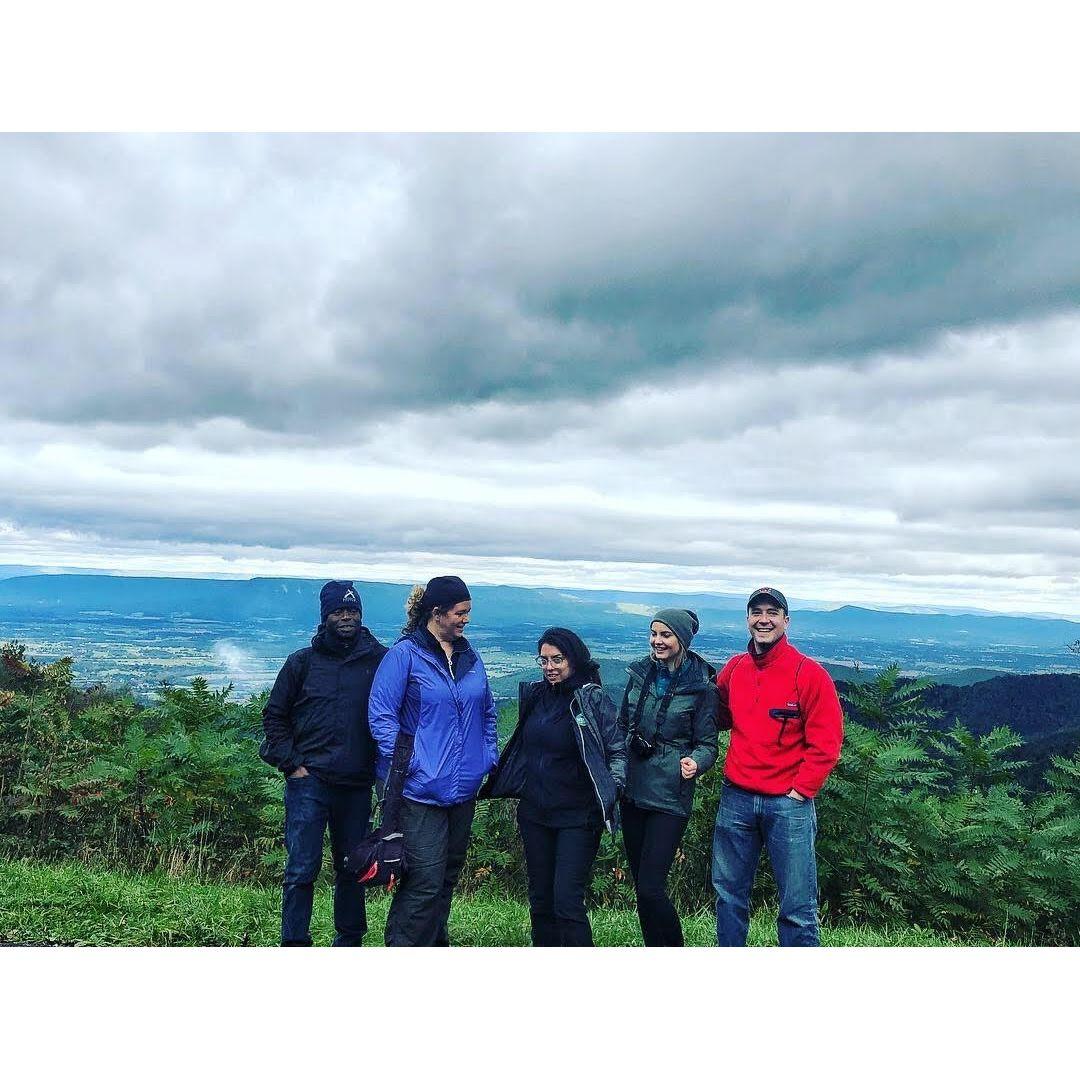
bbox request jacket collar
[311,625,383,660]
[409,625,471,656]
[407,626,477,677]
[747,633,793,669]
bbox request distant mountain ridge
[4,573,1080,683]
[4,573,1078,777]
[3,573,1078,639]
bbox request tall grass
[0,859,968,947]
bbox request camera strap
[632,663,676,745]
[628,663,655,738]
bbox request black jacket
[260,626,388,785]
[481,680,628,833]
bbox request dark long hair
[537,627,602,690]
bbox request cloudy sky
[3,133,1080,614]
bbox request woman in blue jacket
[482,627,626,946]
[367,575,499,947]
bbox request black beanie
[537,627,601,687]
[320,580,362,622]
[421,575,471,615]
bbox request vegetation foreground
[2,640,1079,946]
[0,859,962,947]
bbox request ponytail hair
[401,575,472,636]
[402,584,427,635]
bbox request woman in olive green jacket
[619,608,719,946]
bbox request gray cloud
[4,134,1080,614]
[4,319,1080,584]
[5,134,1080,437]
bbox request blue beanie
[320,580,362,622]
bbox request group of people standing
[260,575,844,948]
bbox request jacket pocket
[664,695,697,740]
[769,707,806,747]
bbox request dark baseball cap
[747,586,788,614]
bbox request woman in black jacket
[481,627,626,946]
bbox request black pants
[620,800,689,947]
[385,797,476,947]
[518,808,602,947]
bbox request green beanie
[651,608,700,653]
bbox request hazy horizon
[2,562,1077,623]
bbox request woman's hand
[679,756,698,780]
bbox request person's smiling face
[432,600,472,640]
[325,607,359,641]
[538,643,573,685]
[747,602,789,651]
[650,622,683,666]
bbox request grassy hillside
[0,859,965,947]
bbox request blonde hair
[402,584,427,635]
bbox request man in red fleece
[711,587,843,946]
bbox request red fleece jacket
[715,635,843,798]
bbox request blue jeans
[282,773,372,946]
[711,781,820,947]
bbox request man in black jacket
[260,580,388,946]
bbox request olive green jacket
[619,651,720,818]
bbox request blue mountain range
[2,573,1078,651]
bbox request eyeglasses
[536,655,567,667]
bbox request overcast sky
[3,133,1080,614]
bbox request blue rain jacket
[367,628,499,807]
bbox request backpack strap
[297,647,312,695]
[378,730,415,834]
[278,646,313,714]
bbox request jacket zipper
[571,692,611,833]
[414,644,468,799]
